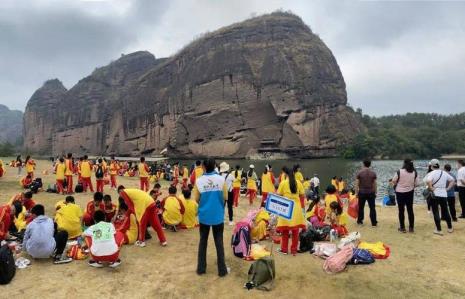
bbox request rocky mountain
[23,12,363,158]
[0,104,23,145]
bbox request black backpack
[95,166,104,179]
[298,229,315,253]
[0,244,16,285]
[75,183,83,193]
[34,178,43,188]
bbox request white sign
[265,193,294,220]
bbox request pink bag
[323,245,354,274]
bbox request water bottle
[330,229,337,242]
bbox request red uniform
[85,232,125,263]
[82,201,105,226]
[104,203,117,222]
[65,158,74,194]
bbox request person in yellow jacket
[261,165,276,206]
[64,153,74,194]
[109,156,120,189]
[276,171,306,255]
[293,164,304,184]
[190,160,204,185]
[55,196,83,239]
[278,166,289,184]
[14,205,28,232]
[25,155,36,178]
[138,157,150,192]
[161,186,185,231]
[181,165,189,189]
[80,155,94,192]
[55,157,66,194]
[331,176,339,191]
[337,177,346,193]
[180,188,198,229]
[324,185,340,214]
[246,165,258,205]
[251,208,270,241]
[0,159,5,177]
[232,165,242,207]
[113,201,138,245]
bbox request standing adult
[457,160,465,219]
[444,164,457,222]
[355,160,378,227]
[219,162,234,226]
[392,159,419,233]
[192,158,228,277]
[80,155,94,192]
[64,153,74,194]
[425,159,454,235]
[261,165,276,206]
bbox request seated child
[83,192,105,227]
[324,185,341,214]
[251,208,270,241]
[180,188,198,229]
[21,175,33,189]
[161,186,185,231]
[103,194,116,222]
[55,196,83,239]
[306,197,326,228]
[328,201,348,237]
[151,183,162,201]
[12,202,28,234]
[83,210,124,268]
[113,201,138,245]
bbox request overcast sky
[1,0,464,116]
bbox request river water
[172,158,460,203]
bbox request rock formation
[23,12,363,158]
[0,104,23,145]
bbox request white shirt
[457,166,465,187]
[222,172,234,192]
[310,177,320,187]
[425,169,454,198]
[83,222,118,257]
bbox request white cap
[219,162,230,173]
[249,164,255,169]
[430,159,440,167]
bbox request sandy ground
[1,160,465,299]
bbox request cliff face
[23,12,363,158]
[0,104,23,145]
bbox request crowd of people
[1,154,464,277]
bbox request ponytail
[289,171,297,194]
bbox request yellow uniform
[80,161,92,178]
[331,179,338,190]
[294,171,304,183]
[26,160,35,173]
[181,199,199,228]
[14,206,28,231]
[261,172,275,193]
[182,167,189,179]
[64,159,73,176]
[138,163,149,177]
[276,179,305,230]
[126,213,138,244]
[109,161,119,175]
[233,170,242,188]
[338,181,345,193]
[251,209,270,241]
[247,175,257,191]
[55,203,83,239]
[162,196,184,225]
[55,163,66,180]
[325,194,339,214]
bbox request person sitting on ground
[83,192,105,227]
[161,186,185,231]
[324,185,340,214]
[328,201,348,237]
[83,210,124,268]
[306,196,326,228]
[9,191,36,213]
[112,201,138,245]
[23,204,72,264]
[11,201,28,235]
[251,207,270,242]
[0,201,22,241]
[103,194,116,222]
[55,196,83,239]
[151,183,162,201]
[21,174,33,189]
[387,179,396,206]
[180,188,198,229]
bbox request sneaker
[135,241,146,247]
[53,256,72,265]
[161,241,168,247]
[277,248,288,255]
[448,228,453,233]
[88,260,103,268]
[228,221,234,226]
[398,228,407,233]
[109,259,121,268]
[433,230,443,236]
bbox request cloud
[0,0,464,116]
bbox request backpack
[0,244,16,285]
[323,245,354,274]
[95,166,104,179]
[231,225,252,258]
[350,248,375,265]
[34,178,43,188]
[75,183,83,193]
[29,181,40,194]
[245,256,275,291]
[299,229,315,253]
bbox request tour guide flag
[265,193,294,220]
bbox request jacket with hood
[23,215,56,258]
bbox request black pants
[357,193,377,226]
[54,230,68,256]
[447,196,457,221]
[458,187,465,217]
[226,191,234,222]
[197,223,227,276]
[431,196,452,231]
[396,191,414,230]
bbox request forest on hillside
[340,112,465,159]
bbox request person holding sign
[276,169,306,256]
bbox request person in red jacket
[82,192,105,226]
[0,201,22,241]
[103,194,116,222]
